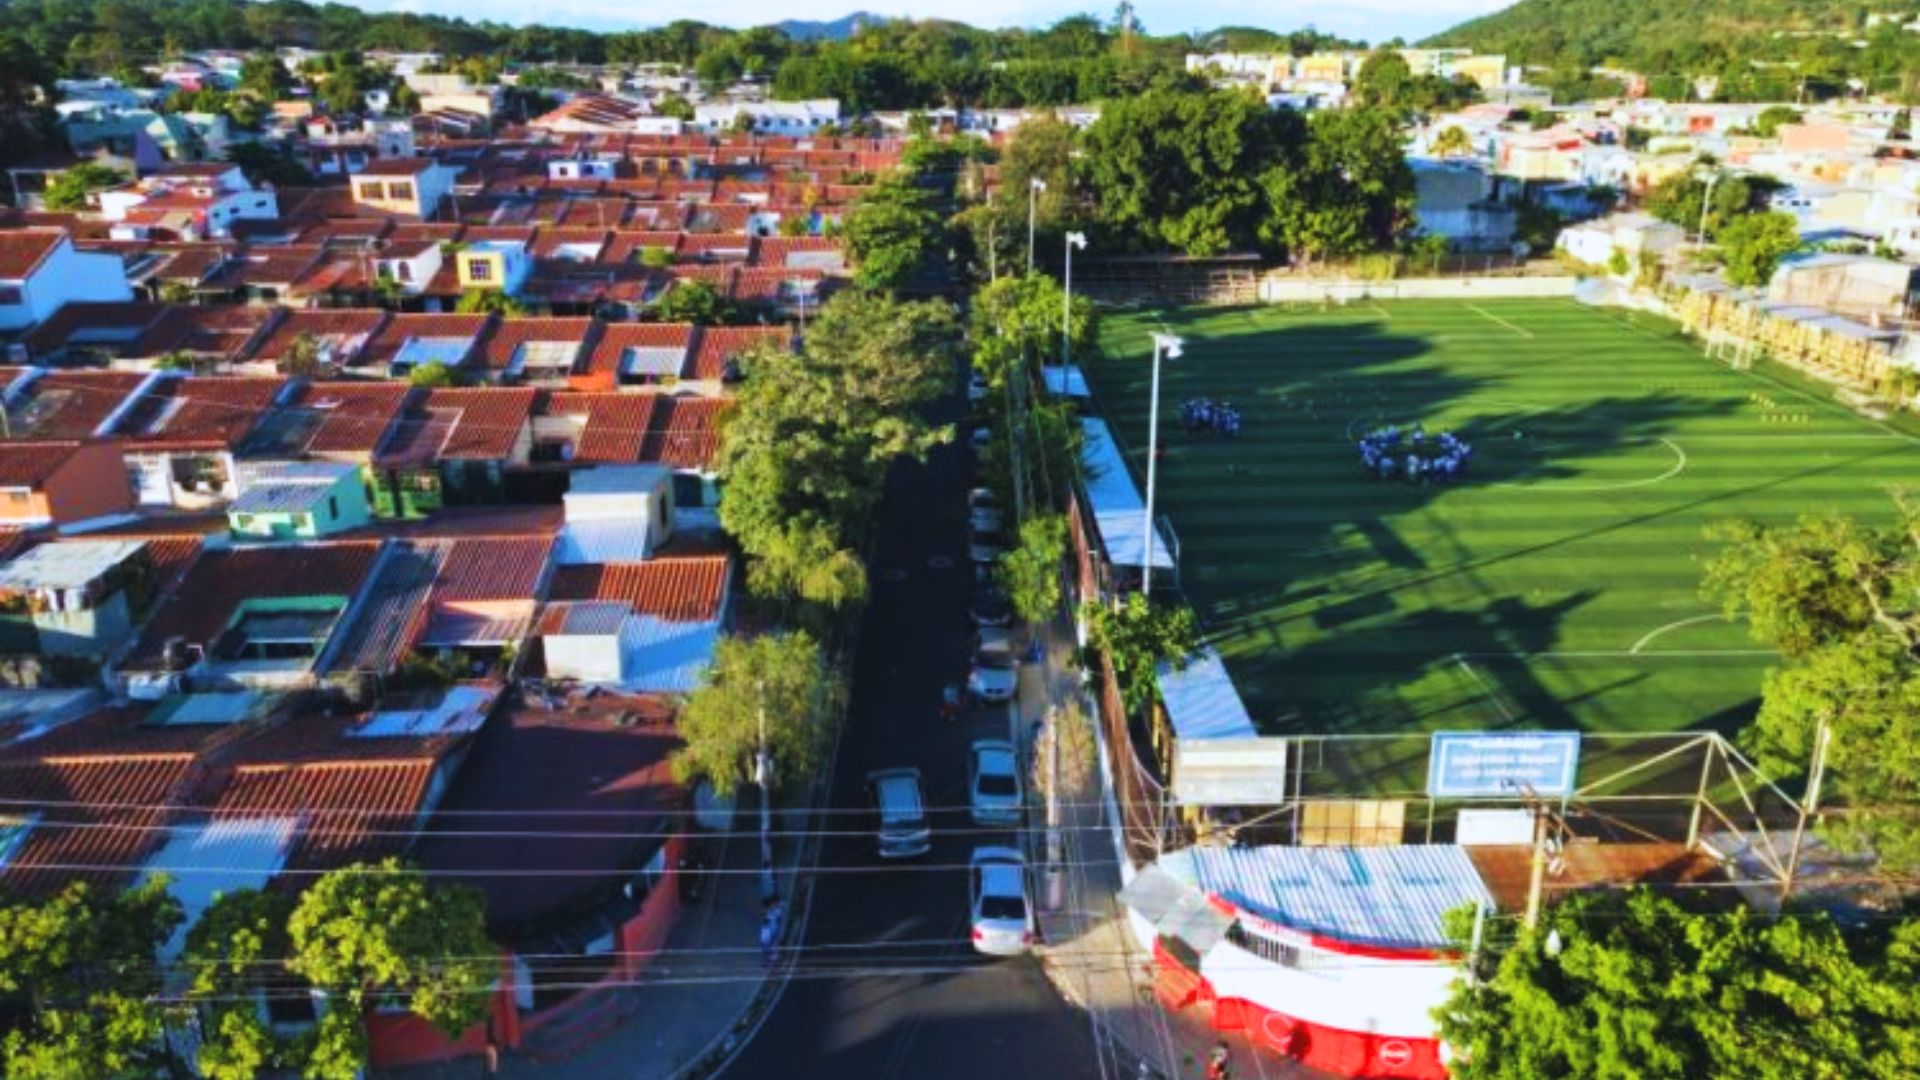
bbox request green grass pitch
[1085,298,1920,740]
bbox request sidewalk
[498,804,796,1080]
[1018,620,1313,1080]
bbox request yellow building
[454,239,531,294]
[348,157,455,218]
[1447,55,1507,92]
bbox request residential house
[359,313,493,377]
[0,229,136,334]
[350,158,459,218]
[692,100,840,136]
[227,461,374,541]
[245,309,390,374]
[1556,213,1685,271]
[540,555,730,692]
[1410,160,1515,252]
[455,240,534,297]
[372,386,536,513]
[0,369,150,440]
[481,317,600,387]
[242,379,412,464]
[687,325,786,395]
[0,441,136,529]
[97,164,279,241]
[107,374,289,509]
[119,539,385,692]
[532,392,656,465]
[554,465,675,564]
[0,538,173,656]
[574,322,693,392]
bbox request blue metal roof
[1157,647,1256,742]
[555,518,653,564]
[1157,844,1492,951]
[620,613,719,694]
[392,336,474,370]
[1080,417,1174,571]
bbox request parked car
[969,583,1013,627]
[969,738,1023,826]
[969,515,1007,564]
[970,423,993,451]
[968,846,1035,955]
[969,487,1000,513]
[866,767,931,858]
[969,627,1019,703]
[968,372,990,402]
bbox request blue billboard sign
[1428,731,1582,798]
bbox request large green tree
[42,163,126,211]
[674,630,840,796]
[0,878,182,1080]
[998,514,1069,625]
[1719,210,1800,287]
[1084,592,1199,711]
[1702,498,1920,865]
[286,861,496,1079]
[1263,106,1416,262]
[717,290,956,610]
[841,179,943,292]
[183,889,296,1080]
[1439,888,1920,1080]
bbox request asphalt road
[722,380,1104,1080]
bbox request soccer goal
[1702,327,1757,370]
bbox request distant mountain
[1425,0,1861,66]
[771,12,891,41]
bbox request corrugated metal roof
[1080,417,1174,571]
[621,613,719,693]
[393,336,478,369]
[353,684,497,738]
[1157,647,1256,742]
[555,518,653,564]
[0,540,148,591]
[148,692,268,727]
[141,817,294,961]
[1041,364,1091,398]
[1158,844,1493,951]
[540,600,630,636]
[232,460,358,514]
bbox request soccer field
[1086,298,1920,739]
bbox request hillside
[1426,0,1865,67]
[771,12,890,41]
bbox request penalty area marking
[1461,648,1775,660]
[1467,304,1535,338]
[1630,613,1736,655]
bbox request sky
[359,0,1518,45]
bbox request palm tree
[1432,125,1475,159]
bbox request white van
[867,767,931,858]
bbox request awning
[1119,863,1233,954]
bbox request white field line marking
[1499,437,1688,493]
[1467,304,1535,338]
[1454,653,1518,722]
[1368,302,1393,319]
[1461,649,1776,660]
[1630,613,1733,655]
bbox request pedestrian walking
[1205,1041,1233,1080]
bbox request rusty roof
[480,317,599,374]
[113,375,287,451]
[264,380,414,457]
[249,308,390,363]
[360,312,494,369]
[540,391,659,463]
[213,757,439,872]
[3,370,148,440]
[640,395,730,469]
[690,325,788,382]
[128,540,384,665]
[580,322,693,382]
[428,536,554,603]
[0,228,68,279]
[547,555,730,622]
[0,440,91,488]
[383,386,536,463]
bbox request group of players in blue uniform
[1182,398,1242,438]
[1357,424,1473,483]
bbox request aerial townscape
[5,0,1920,1078]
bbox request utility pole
[1027,177,1046,274]
[1045,706,1064,911]
[1063,231,1087,376]
[1523,801,1550,930]
[1780,718,1832,901]
[1142,333,1182,597]
[756,686,775,901]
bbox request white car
[968,628,1019,703]
[969,487,1000,514]
[969,739,1023,826]
[969,847,1035,955]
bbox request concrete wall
[1259,276,1578,304]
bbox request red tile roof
[674,233,752,264]
[429,536,553,602]
[204,245,326,289]
[0,228,68,279]
[355,156,440,176]
[249,308,390,364]
[276,380,413,456]
[579,322,694,383]
[385,387,536,462]
[690,325,788,381]
[750,235,843,268]
[4,370,149,439]
[129,540,384,664]
[214,757,438,872]
[166,304,279,360]
[360,312,494,370]
[114,375,286,451]
[548,555,730,621]
[479,317,598,374]
[20,302,175,358]
[541,391,659,463]
[641,395,730,469]
[0,440,90,488]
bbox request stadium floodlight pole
[1028,177,1047,273]
[1695,170,1722,248]
[1062,232,1088,374]
[1142,332,1183,597]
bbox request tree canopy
[1084,592,1200,711]
[1438,888,1920,1080]
[1718,210,1800,287]
[674,630,839,797]
[1702,499,1920,865]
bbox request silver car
[969,847,1035,956]
[968,628,1018,703]
[969,739,1023,826]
